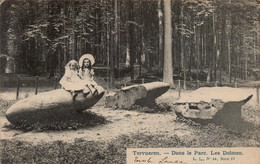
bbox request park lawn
[1,88,260,164]
[2,125,259,164]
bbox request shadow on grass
[175,114,260,134]
[4,111,110,132]
[118,103,172,114]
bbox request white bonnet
[79,54,95,67]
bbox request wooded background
[0,0,259,85]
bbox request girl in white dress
[78,54,104,95]
[59,60,86,99]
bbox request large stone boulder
[6,89,104,125]
[173,87,253,128]
[106,82,169,109]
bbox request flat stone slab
[173,87,253,129]
[176,87,253,103]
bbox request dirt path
[1,104,196,144]
[0,88,259,145]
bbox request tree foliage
[0,0,259,81]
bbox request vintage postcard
[0,0,259,163]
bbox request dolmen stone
[106,82,169,109]
[6,89,104,125]
[173,87,253,128]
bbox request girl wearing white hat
[79,54,104,95]
[79,54,95,80]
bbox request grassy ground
[0,74,260,164]
[1,94,260,164]
[1,123,259,164]
[1,123,260,164]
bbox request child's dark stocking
[72,91,78,100]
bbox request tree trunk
[194,25,198,80]
[173,24,177,71]
[139,1,143,77]
[110,5,115,87]
[227,0,232,83]
[254,38,256,69]
[214,15,218,82]
[58,45,62,78]
[62,6,67,69]
[196,26,200,81]
[70,0,76,60]
[220,9,226,85]
[189,37,192,72]
[255,11,259,70]
[212,7,217,82]
[106,3,110,86]
[180,3,186,89]
[245,53,248,80]
[158,0,163,75]
[203,25,207,67]
[117,0,121,76]
[235,45,238,82]
[125,1,130,68]
[163,0,174,88]
[129,0,135,80]
[114,0,118,71]
[257,12,260,69]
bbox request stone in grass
[6,89,105,126]
[173,87,253,129]
[105,82,169,109]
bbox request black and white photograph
[0,0,260,163]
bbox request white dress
[79,68,104,94]
[59,70,86,91]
